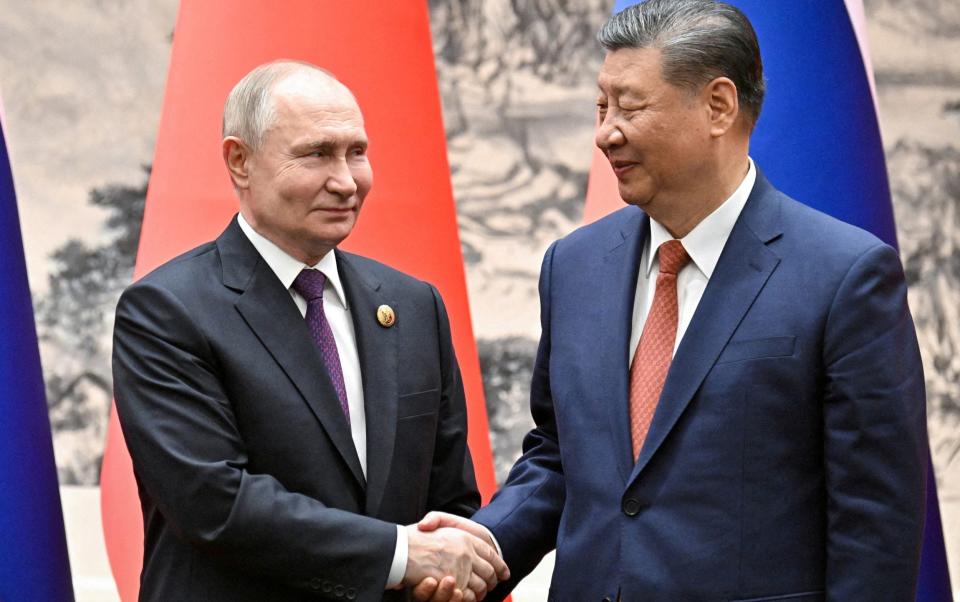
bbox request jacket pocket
[730,591,824,602]
[397,388,439,419]
[716,336,796,365]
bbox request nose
[595,114,625,151]
[325,158,358,198]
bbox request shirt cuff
[386,524,408,589]
[479,524,503,558]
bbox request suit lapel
[631,176,784,482]
[599,209,648,484]
[218,218,366,490]
[337,252,398,518]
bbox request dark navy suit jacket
[112,217,480,601]
[474,172,927,601]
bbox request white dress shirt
[237,214,408,588]
[629,158,756,363]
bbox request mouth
[608,159,637,178]
[314,206,356,214]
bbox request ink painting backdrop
[0,0,957,599]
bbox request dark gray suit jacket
[113,216,480,601]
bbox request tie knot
[292,269,327,301]
[658,240,690,275]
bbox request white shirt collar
[236,212,348,310]
[646,157,756,279]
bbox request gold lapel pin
[376,304,396,328]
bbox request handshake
[400,512,510,602]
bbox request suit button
[346,588,357,600]
[622,498,641,516]
[309,577,323,590]
[334,584,346,597]
[322,581,333,593]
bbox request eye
[620,102,647,115]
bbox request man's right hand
[403,525,509,602]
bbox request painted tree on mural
[34,167,147,484]
[889,139,960,482]
[429,0,614,481]
[429,0,611,243]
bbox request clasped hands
[400,512,509,602]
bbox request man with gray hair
[112,60,508,602]
[418,1,927,600]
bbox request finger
[450,587,465,602]
[468,572,488,600]
[456,560,473,593]
[484,545,510,581]
[474,558,497,592]
[429,577,458,602]
[471,539,510,582]
[412,577,439,601]
[461,587,476,602]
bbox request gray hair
[598,0,765,124]
[222,60,336,149]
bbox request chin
[619,192,653,209]
[310,215,354,235]
[313,227,353,247]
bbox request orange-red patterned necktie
[629,239,690,461]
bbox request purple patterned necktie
[292,269,350,424]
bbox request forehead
[597,46,667,93]
[269,73,367,137]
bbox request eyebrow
[294,138,368,154]
[597,82,648,100]
[597,80,625,95]
[597,72,619,90]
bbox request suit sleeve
[821,242,927,600]
[112,281,397,600]
[426,284,481,516]
[473,242,566,597]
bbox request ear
[222,136,252,189]
[704,76,739,137]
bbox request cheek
[624,120,664,156]
[277,171,325,200]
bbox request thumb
[417,511,445,532]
